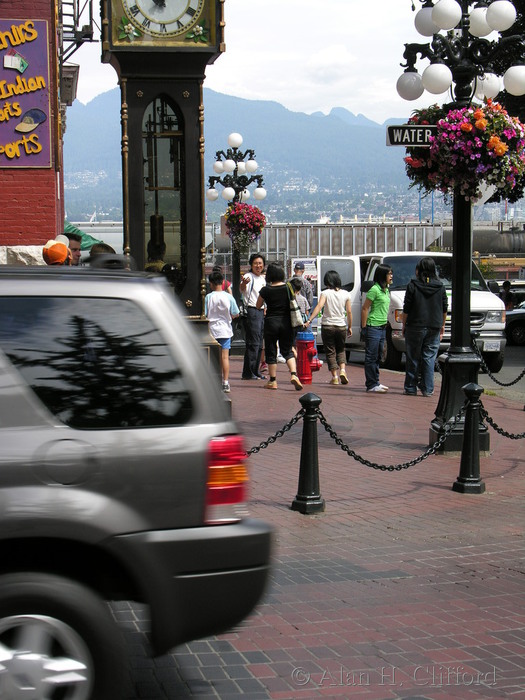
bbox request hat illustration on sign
[15,108,46,133]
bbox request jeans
[242,307,264,378]
[364,325,386,390]
[404,326,440,395]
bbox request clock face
[122,0,205,38]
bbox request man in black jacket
[401,257,448,397]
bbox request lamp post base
[429,349,490,454]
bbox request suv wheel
[0,573,128,700]
[482,350,505,374]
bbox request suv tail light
[205,436,250,524]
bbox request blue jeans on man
[364,325,386,391]
[404,326,440,396]
[242,306,265,379]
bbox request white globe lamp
[479,72,502,98]
[239,189,251,201]
[432,0,462,30]
[223,159,236,173]
[504,65,525,96]
[245,159,258,173]
[227,132,243,148]
[469,6,491,37]
[213,160,224,174]
[415,6,438,36]
[253,187,267,201]
[236,161,246,174]
[206,188,219,201]
[222,187,235,200]
[422,63,453,94]
[396,72,424,100]
[486,0,516,32]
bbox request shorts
[216,337,231,350]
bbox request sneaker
[379,384,389,391]
[421,390,434,397]
[367,385,387,393]
[329,377,339,385]
[259,362,268,372]
[222,382,231,393]
[340,371,348,385]
[277,354,286,364]
[403,390,417,396]
[265,379,278,390]
[290,374,303,391]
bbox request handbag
[287,283,304,328]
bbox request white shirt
[242,272,266,307]
[205,291,239,339]
[320,288,351,327]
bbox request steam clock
[100,0,224,314]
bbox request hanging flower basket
[404,100,525,203]
[225,202,266,253]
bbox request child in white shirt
[205,270,239,393]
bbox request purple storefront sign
[0,19,51,168]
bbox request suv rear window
[0,297,192,429]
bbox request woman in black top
[256,263,303,391]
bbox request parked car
[505,300,525,345]
[0,264,272,699]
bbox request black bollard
[291,392,325,514]
[452,382,486,494]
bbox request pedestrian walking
[240,253,266,380]
[292,261,314,307]
[305,270,351,385]
[289,276,311,356]
[205,270,240,393]
[256,263,303,391]
[361,263,393,393]
[401,257,448,397]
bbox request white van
[314,252,506,373]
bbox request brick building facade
[0,1,63,261]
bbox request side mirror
[487,280,500,294]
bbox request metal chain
[479,402,525,440]
[472,340,525,387]
[316,404,466,471]
[246,408,305,455]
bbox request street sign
[386,124,437,147]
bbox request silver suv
[0,265,272,699]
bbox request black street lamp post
[206,133,266,305]
[397,0,525,455]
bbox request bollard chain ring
[479,402,525,440]
[472,341,525,387]
[246,408,305,455]
[316,404,466,471]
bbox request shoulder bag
[287,282,304,328]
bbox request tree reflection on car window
[0,297,192,429]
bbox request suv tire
[0,573,128,700]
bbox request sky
[72,0,437,125]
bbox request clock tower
[100,0,224,314]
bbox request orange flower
[474,118,488,130]
[488,135,500,149]
[473,109,484,120]
[494,142,508,156]
[460,122,473,132]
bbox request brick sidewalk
[126,357,525,699]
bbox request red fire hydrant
[296,330,323,384]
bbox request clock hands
[152,0,166,7]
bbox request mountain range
[63,88,442,223]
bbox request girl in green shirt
[361,264,393,393]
